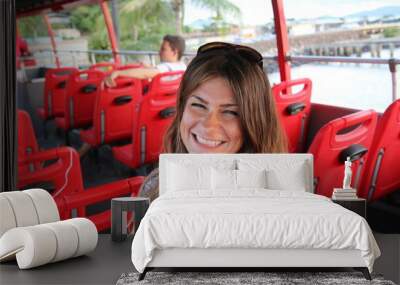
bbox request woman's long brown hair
[163,50,288,154]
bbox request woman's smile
[192,133,226,148]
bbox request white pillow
[167,162,211,191]
[211,169,267,190]
[236,169,267,188]
[212,168,237,190]
[266,167,306,191]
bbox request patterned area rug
[116,271,396,285]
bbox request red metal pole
[43,14,61,68]
[99,0,121,64]
[16,21,21,69]
[272,0,291,82]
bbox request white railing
[287,55,399,103]
[31,49,399,102]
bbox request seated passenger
[105,34,186,86]
[138,41,288,202]
[77,35,186,156]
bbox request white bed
[131,154,380,280]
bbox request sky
[184,0,400,26]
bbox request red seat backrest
[89,62,117,73]
[92,77,143,144]
[130,93,177,167]
[272,78,312,153]
[22,58,37,67]
[127,71,183,166]
[145,71,184,99]
[63,70,105,129]
[17,111,85,201]
[43,67,78,118]
[308,109,378,197]
[359,99,400,201]
[17,110,41,175]
[115,64,149,91]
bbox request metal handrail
[36,48,400,64]
[32,48,399,102]
[35,49,196,66]
[288,55,400,65]
[285,55,399,102]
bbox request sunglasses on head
[197,42,264,69]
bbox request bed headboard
[159,154,314,195]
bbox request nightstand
[111,197,150,242]
[332,198,366,219]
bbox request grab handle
[339,144,368,163]
[57,81,66,89]
[81,84,97,94]
[329,110,377,148]
[159,107,176,118]
[113,95,132,105]
[286,102,306,115]
[273,78,312,98]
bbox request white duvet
[131,190,380,273]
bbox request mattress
[131,190,380,273]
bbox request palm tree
[171,0,184,35]
[119,0,241,35]
[119,0,175,48]
[69,0,175,57]
[171,0,241,35]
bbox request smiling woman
[165,41,287,154]
[138,42,288,202]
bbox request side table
[111,197,150,242]
[332,198,366,219]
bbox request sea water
[268,48,400,112]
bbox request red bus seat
[17,110,144,231]
[115,63,151,95]
[359,99,400,201]
[272,78,312,153]
[112,71,183,168]
[18,110,41,176]
[55,70,105,133]
[54,176,144,231]
[144,70,184,97]
[80,77,143,146]
[37,67,78,120]
[22,58,37,67]
[17,110,84,199]
[89,62,117,73]
[112,94,177,169]
[308,109,378,198]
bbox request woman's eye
[223,110,239,116]
[191,103,206,109]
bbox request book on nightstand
[332,188,358,200]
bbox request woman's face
[179,77,244,153]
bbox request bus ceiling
[16,0,95,18]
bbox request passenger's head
[159,35,186,62]
[164,42,288,154]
